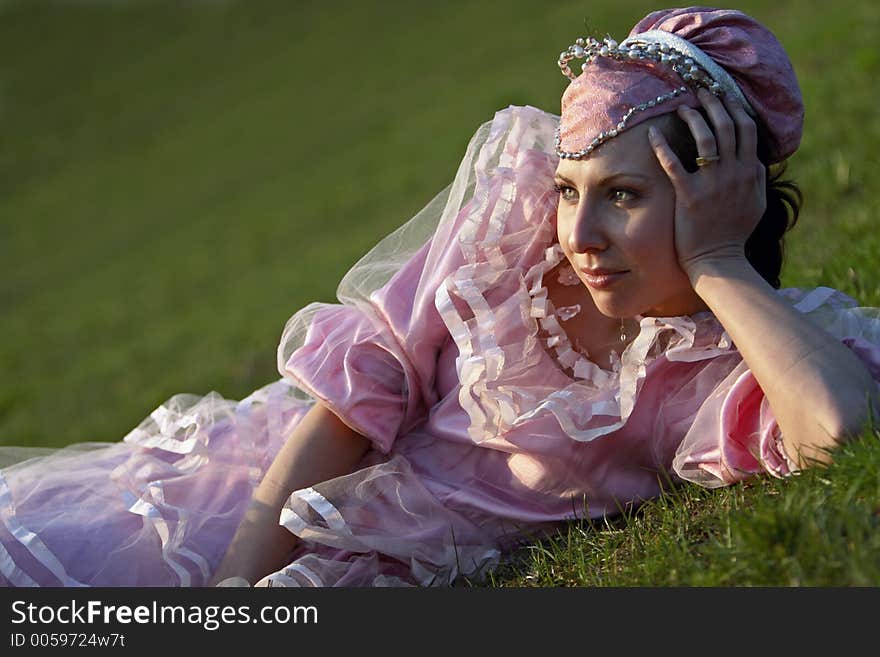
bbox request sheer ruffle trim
[254,455,503,587]
[1,380,308,586]
[439,226,737,444]
[527,246,624,388]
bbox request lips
[583,268,627,276]
[579,267,629,290]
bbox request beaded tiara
[555,30,753,160]
[554,7,804,165]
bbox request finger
[676,104,719,161]
[723,94,758,162]
[756,160,767,211]
[648,126,689,186]
[697,88,736,160]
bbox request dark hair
[657,110,802,289]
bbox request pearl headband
[623,30,755,114]
[555,30,755,160]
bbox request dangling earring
[620,318,627,343]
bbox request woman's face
[554,117,706,319]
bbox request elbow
[778,372,879,469]
[818,383,880,450]
[823,346,880,438]
[785,389,879,468]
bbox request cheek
[626,210,678,272]
[555,211,573,256]
[638,200,675,244]
[649,217,676,257]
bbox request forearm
[254,401,371,508]
[689,257,879,466]
[211,401,371,585]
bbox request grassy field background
[1,0,878,586]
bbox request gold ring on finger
[695,154,721,167]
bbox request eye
[610,188,637,203]
[553,183,578,203]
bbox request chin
[590,290,695,319]
[641,299,707,318]
[587,291,639,319]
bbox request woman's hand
[208,500,296,587]
[648,88,767,282]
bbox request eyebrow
[553,172,651,186]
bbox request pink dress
[2,106,879,587]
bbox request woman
[2,6,879,587]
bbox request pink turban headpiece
[557,6,804,164]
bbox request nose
[567,198,608,254]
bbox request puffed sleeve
[281,238,455,453]
[671,361,794,487]
[275,105,561,453]
[672,287,880,488]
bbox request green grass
[1,0,879,586]
[489,428,880,587]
